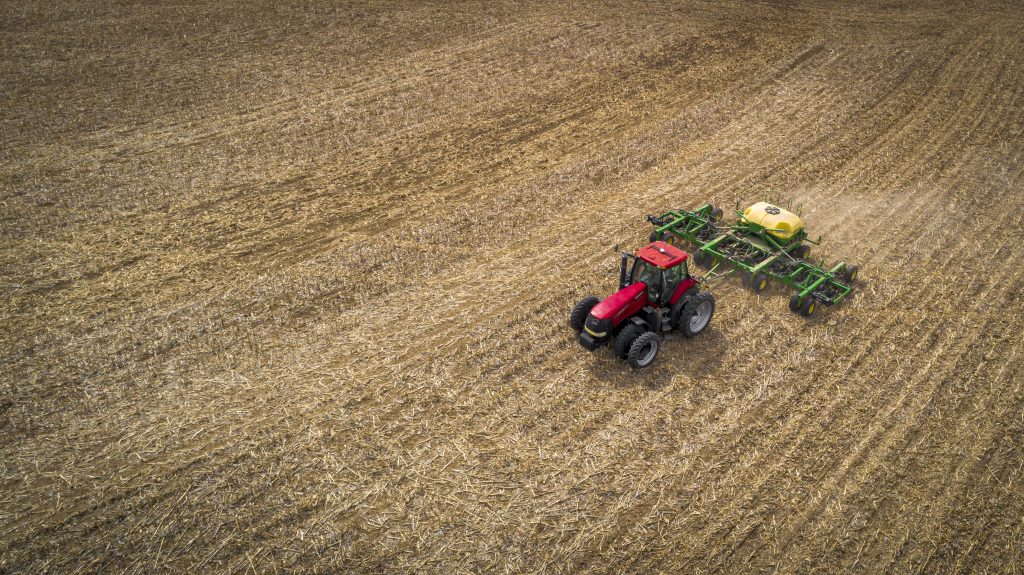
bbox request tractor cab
[626,241,690,307]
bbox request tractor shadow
[584,326,728,391]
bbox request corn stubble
[2,1,1023,573]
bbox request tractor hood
[590,282,647,322]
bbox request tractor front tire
[627,332,661,369]
[678,292,715,337]
[569,296,600,332]
[613,324,645,359]
[793,244,810,259]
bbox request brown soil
[2,1,1023,572]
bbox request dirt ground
[3,1,1024,573]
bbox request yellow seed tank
[742,202,804,239]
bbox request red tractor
[569,241,716,369]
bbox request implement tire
[800,296,816,317]
[789,294,801,313]
[843,264,860,282]
[751,272,769,293]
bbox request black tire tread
[843,264,860,282]
[613,324,645,359]
[751,272,769,293]
[800,296,816,317]
[789,293,801,313]
[679,292,716,338]
[627,331,661,369]
[569,296,600,332]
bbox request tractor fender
[668,279,699,306]
[670,288,704,330]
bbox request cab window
[631,261,662,300]
[661,263,688,304]
[630,261,649,285]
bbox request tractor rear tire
[670,288,699,329]
[751,272,769,293]
[569,296,600,332]
[649,230,659,243]
[627,332,661,369]
[613,324,645,359]
[800,296,816,317]
[789,294,801,313]
[678,292,715,338]
[710,207,724,222]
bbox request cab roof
[636,241,688,269]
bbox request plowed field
[3,1,1024,573]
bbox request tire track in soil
[0,20,704,425]
[315,45,954,568]
[849,316,1024,573]
[704,80,1015,572]
[768,217,1024,561]
[692,39,1019,568]
[0,18,760,408]
[577,30,1015,568]
[790,41,1024,556]
[249,20,1015,564]
[837,103,1024,571]
[2,17,805,562]
[4,3,1023,573]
